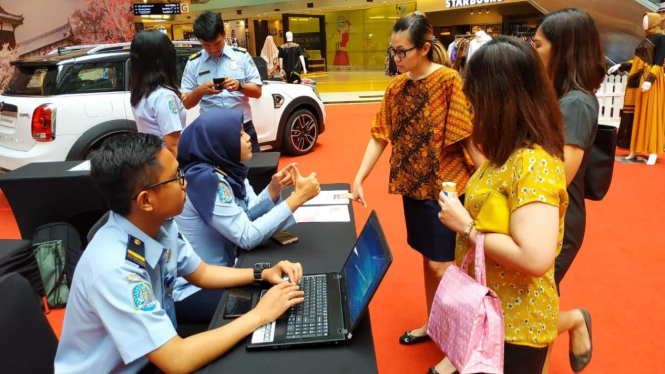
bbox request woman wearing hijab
[261,35,281,78]
[172,109,321,324]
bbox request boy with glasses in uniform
[54,133,304,373]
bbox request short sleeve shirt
[173,173,295,301]
[278,43,303,72]
[54,213,201,373]
[132,86,186,138]
[181,47,262,122]
[371,67,474,199]
[559,90,598,248]
[456,145,569,347]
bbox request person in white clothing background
[466,28,493,61]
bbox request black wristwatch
[237,79,245,91]
[253,262,271,282]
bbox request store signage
[445,0,503,8]
[133,3,181,16]
[293,32,322,51]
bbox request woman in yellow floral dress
[437,37,569,374]
[350,11,484,349]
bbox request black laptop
[246,210,393,349]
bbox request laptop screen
[341,212,391,328]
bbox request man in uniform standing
[54,133,304,373]
[181,11,263,152]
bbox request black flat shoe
[399,330,431,345]
[569,308,593,373]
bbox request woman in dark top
[534,8,606,373]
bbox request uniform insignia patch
[217,181,234,205]
[167,248,172,263]
[189,51,202,60]
[233,46,247,53]
[132,282,157,311]
[166,95,178,114]
[125,272,147,282]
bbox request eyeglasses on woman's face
[132,168,185,200]
[389,46,417,59]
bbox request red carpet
[1,102,663,372]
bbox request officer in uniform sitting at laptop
[54,133,304,374]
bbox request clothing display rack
[448,34,477,72]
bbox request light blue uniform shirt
[173,174,295,301]
[132,86,186,138]
[54,213,201,374]
[181,47,262,123]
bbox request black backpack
[32,222,83,311]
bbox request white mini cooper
[0,42,326,171]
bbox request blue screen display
[343,217,388,327]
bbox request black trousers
[453,343,548,374]
[504,343,549,374]
[243,120,260,152]
[174,288,226,325]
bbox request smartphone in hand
[271,231,299,246]
[213,77,225,90]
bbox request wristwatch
[237,79,245,91]
[253,262,271,282]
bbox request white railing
[596,74,627,127]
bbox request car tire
[281,108,318,156]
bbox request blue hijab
[177,109,248,224]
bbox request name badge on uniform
[230,57,238,70]
[198,70,211,76]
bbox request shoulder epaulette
[126,235,146,268]
[232,46,247,53]
[189,51,202,60]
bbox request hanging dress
[617,15,665,154]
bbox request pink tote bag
[427,232,504,374]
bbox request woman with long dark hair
[350,10,484,348]
[130,30,186,157]
[437,36,568,374]
[534,8,606,373]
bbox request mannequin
[466,29,492,61]
[279,31,308,84]
[608,13,665,165]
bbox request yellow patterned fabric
[456,145,569,348]
[371,67,473,200]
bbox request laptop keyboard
[286,274,329,339]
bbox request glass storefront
[323,2,416,70]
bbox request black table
[0,152,280,242]
[198,183,379,374]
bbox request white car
[0,42,326,172]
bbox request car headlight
[310,86,322,101]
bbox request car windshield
[3,65,59,96]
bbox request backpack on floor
[32,222,83,311]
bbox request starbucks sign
[445,0,503,7]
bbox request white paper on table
[303,190,350,206]
[293,205,351,223]
[68,160,91,172]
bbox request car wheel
[281,108,318,156]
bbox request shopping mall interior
[133,0,662,95]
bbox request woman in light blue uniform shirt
[173,108,320,323]
[130,30,187,157]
